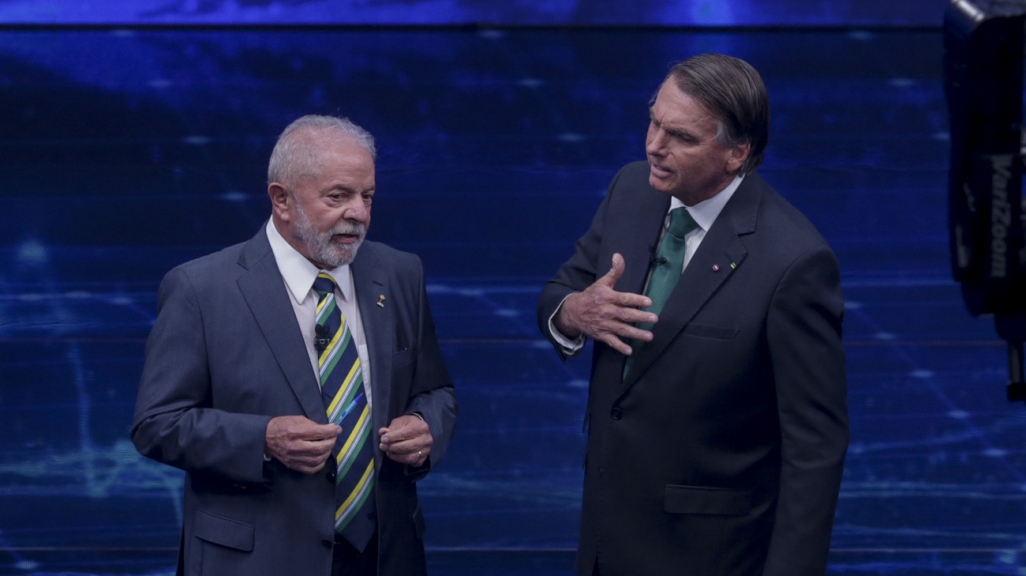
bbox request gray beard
[293,203,366,269]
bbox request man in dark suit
[537,54,849,576]
[132,115,457,576]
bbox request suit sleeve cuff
[549,295,586,356]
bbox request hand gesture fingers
[557,253,658,355]
[265,415,341,474]
[379,414,432,467]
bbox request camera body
[944,0,1026,397]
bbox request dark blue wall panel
[0,0,948,26]
[2,25,1024,576]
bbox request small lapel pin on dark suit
[377,294,386,308]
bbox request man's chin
[315,244,360,269]
[337,242,362,265]
[648,173,674,194]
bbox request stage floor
[1,26,1023,575]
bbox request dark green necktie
[626,207,699,376]
[639,207,699,328]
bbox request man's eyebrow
[672,128,702,142]
[650,116,695,139]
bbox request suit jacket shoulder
[738,173,832,253]
[165,233,270,295]
[354,240,422,275]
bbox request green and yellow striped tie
[313,272,376,551]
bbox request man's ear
[268,183,291,222]
[726,142,751,173]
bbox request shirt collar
[669,174,744,232]
[265,218,354,304]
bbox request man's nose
[344,200,369,223]
[646,130,666,155]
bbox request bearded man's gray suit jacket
[132,229,457,576]
[537,161,849,576]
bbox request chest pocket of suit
[682,323,739,341]
[393,348,415,368]
[664,485,751,516]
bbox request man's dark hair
[668,53,770,174]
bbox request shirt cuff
[549,294,586,356]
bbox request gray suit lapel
[623,176,761,387]
[351,249,394,467]
[235,231,326,423]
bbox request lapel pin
[730,263,737,270]
[377,294,386,308]
[712,264,720,272]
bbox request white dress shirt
[549,174,744,355]
[265,219,373,407]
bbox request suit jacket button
[610,408,623,420]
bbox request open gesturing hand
[555,253,658,356]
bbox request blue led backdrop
[0,0,947,26]
[2,4,1026,575]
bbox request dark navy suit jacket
[538,161,848,576]
[133,229,457,576]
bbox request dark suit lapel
[607,186,671,382]
[235,231,326,422]
[351,248,394,463]
[615,188,672,296]
[623,175,762,388]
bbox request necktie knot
[313,273,337,300]
[667,207,699,240]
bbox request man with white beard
[133,115,458,576]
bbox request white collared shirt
[664,173,742,273]
[549,174,744,354]
[265,219,373,407]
